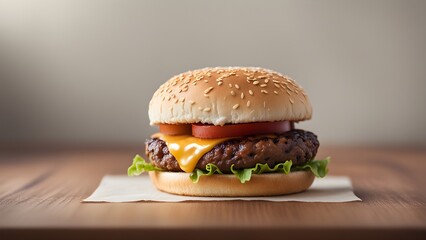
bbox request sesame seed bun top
[148,67,312,126]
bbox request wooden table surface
[0,145,425,239]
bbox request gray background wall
[1,0,425,146]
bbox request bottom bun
[149,171,315,197]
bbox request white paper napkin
[83,175,361,202]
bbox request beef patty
[145,129,319,173]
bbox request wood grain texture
[0,146,425,239]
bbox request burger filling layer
[146,129,319,173]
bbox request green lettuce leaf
[127,154,162,176]
[189,163,223,183]
[292,157,330,178]
[128,154,330,183]
[230,161,292,183]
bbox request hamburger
[128,67,329,197]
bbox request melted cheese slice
[152,133,232,173]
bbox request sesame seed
[289,99,294,104]
[203,107,211,112]
[180,98,185,102]
[253,81,259,85]
[264,79,269,83]
[167,96,171,101]
[204,80,209,83]
[218,81,223,86]
[241,92,245,99]
[204,87,214,94]
[274,83,280,88]
[230,90,236,96]
[274,91,279,95]
[190,100,195,105]
[260,84,267,88]
[247,101,251,107]
[261,90,268,94]
[235,84,240,89]
[249,90,254,95]
[174,98,178,103]
[233,104,239,110]
[286,90,291,95]
[229,83,233,88]
[273,80,280,83]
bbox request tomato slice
[159,124,192,135]
[192,121,294,139]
